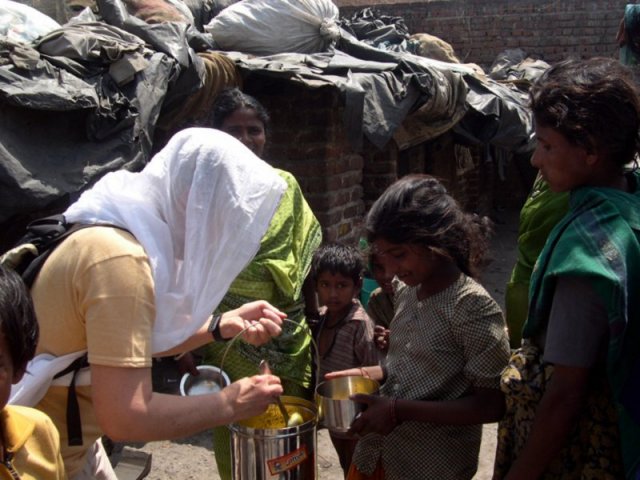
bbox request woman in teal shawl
[201,88,322,480]
[495,58,640,479]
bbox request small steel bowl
[315,375,379,433]
[179,365,230,396]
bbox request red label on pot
[267,445,308,475]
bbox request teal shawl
[524,173,640,479]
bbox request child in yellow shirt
[1,265,66,480]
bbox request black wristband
[208,314,225,342]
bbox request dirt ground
[118,206,520,480]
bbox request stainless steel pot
[230,396,318,479]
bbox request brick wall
[247,0,626,242]
[18,0,622,244]
[244,76,503,243]
[337,0,625,70]
[245,81,367,242]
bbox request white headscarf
[64,128,287,353]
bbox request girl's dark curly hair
[365,174,492,279]
[0,265,38,375]
[530,57,640,168]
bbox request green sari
[505,174,569,347]
[501,174,640,479]
[204,169,322,480]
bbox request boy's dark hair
[311,243,364,284]
[365,174,492,279]
[530,57,640,168]
[0,264,38,374]
[207,87,270,132]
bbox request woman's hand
[219,300,286,345]
[348,394,397,436]
[221,374,283,424]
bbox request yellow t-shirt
[31,227,155,477]
[1,405,66,480]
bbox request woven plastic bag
[205,0,340,55]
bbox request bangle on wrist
[208,314,225,342]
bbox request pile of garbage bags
[0,0,538,246]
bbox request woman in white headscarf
[12,128,288,479]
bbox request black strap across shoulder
[53,354,90,447]
[20,216,90,288]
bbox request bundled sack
[409,33,460,63]
[0,1,61,43]
[205,0,340,55]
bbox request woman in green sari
[505,175,568,348]
[201,88,322,480]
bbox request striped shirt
[315,299,380,381]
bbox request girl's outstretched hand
[324,365,384,382]
[348,394,397,436]
[324,368,363,380]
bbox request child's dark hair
[208,87,270,132]
[311,242,364,284]
[365,174,492,278]
[0,265,38,374]
[530,57,640,168]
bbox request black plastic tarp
[0,0,204,226]
[0,1,535,236]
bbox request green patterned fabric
[496,343,624,478]
[524,173,640,479]
[505,174,569,347]
[203,169,322,480]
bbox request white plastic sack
[205,0,340,55]
[0,0,61,43]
